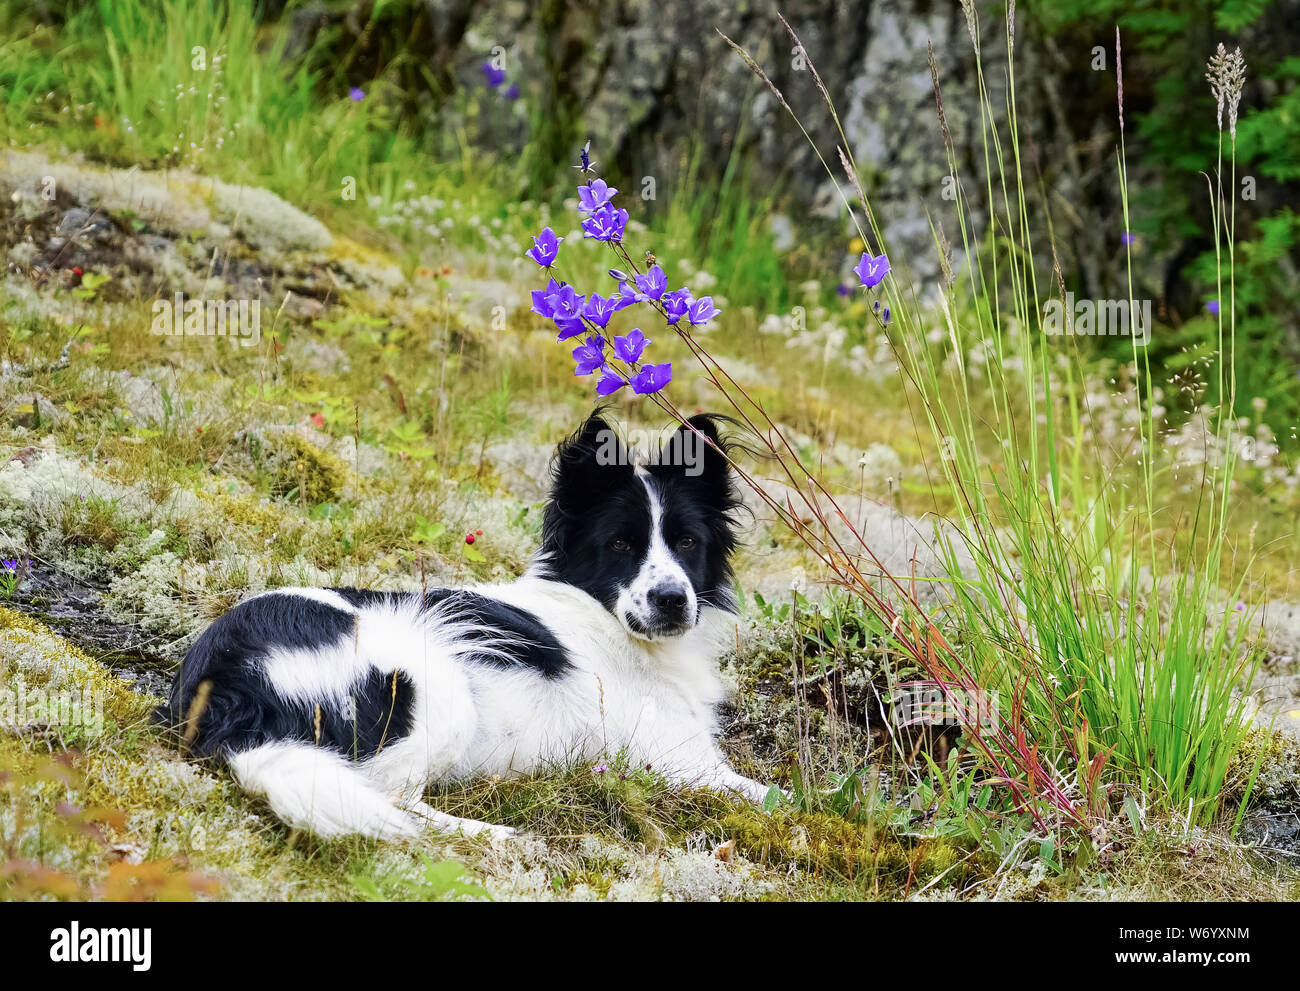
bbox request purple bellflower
[582,203,628,242]
[615,280,640,310]
[662,288,693,325]
[572,335,608,376]
[613,328,649,364]
[854,251,890,289]
[634,265,668,302]
[596,368,627,396]
[531,277,563,319]
[578,179,618,213]
[686,296,720,326]
[526,227,563,268]
[546,283,587,340]
[631,362,672,395]
[582,293,618,329]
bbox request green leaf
[411,516,446,545]
[350,876,385,901]
[763,785,782,812]
[1124,795,1143,834]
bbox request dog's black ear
[547,411,630,515]
[660,413,736,505]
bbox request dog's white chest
[444,597,730,781]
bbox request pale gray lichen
[210,179,333,253]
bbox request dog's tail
[227,741,419,840]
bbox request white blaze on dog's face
[539,413,741,641]
[614,469,699,639]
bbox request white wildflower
[790,566,808,595]
[858,443,904,491]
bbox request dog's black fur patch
[158,588,571,759]
[423,589,571,678]
[158,593,415,761]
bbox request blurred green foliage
[1030,0,1300,427]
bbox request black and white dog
[161,413,773,840]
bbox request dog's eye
[610,538,632,553]
[676,536,697,551]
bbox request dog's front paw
[472,821,520,842]
[406,801,519,841]
[444,817,519,843]
[725,775,782,807]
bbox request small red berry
[465,534,475,544]
[475,529,483,535]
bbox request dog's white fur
[226,575,766,840]
[614,471,699,638]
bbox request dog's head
[539,411,743,640]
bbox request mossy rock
[0,605,153,728]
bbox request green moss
[1225,727,1300,810]
[199,490,286,532]
[269,433,351,506]
[58,494,136,552]
[433,761,738,849]
[327,234,399,271]
[719,806,982,893]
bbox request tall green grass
[701,6,1268,831]
[0,0,495,228]
[658,100,793,317]
[843,10,1261,824]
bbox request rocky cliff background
[278,0,1300,355]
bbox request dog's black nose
[648,585,689,617]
